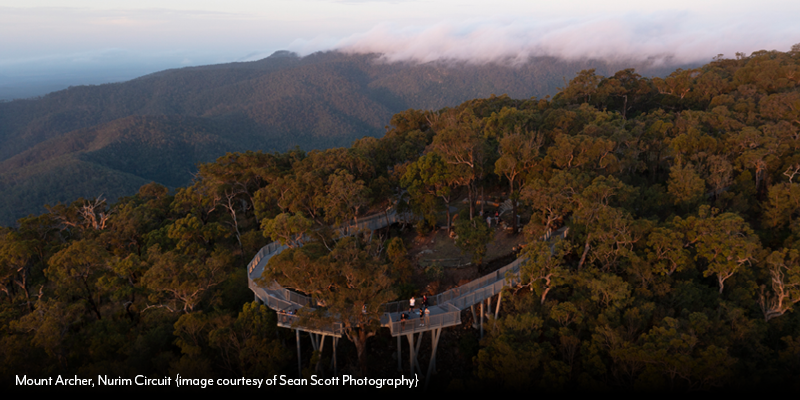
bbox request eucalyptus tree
[572,176,637,270]
[401,153,468,232]
[453,210,493,265]
[429,108,490,219]
[261,212,313,249]
[259,236,395,376]
[143,245,232,313]
[596,68,654,119]
[518,240,572,304]
[667,162,706,209]
[521,170,583,236]
[557,69,602,105]
[46,239,111,320]
[760,248,800,322]
[495,129,543,231]
[675,206,761,294]
[0,229,35,310]
[324,169,371,226]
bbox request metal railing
[247,241,286,274]
[416,257,525,310]
[247,206,549,336]
[446,280,507,310]
[247,209,403,333]
[387,304,461,336]
[334,211,401,237]
[249,280,295,311]
[383,298,439,314]
[251,211,402,274]
[276,314,344,337]
[383,258,526,313]
[282,289,313,307]
[418,258,472,268]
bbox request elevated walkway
[246,210,540,336]
[246,210,525,338]
[246,209,566,381]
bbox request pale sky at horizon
[0,0,798,94]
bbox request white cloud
[289,12,799,66]
[1,2,797,95]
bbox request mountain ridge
[0,50,694,225]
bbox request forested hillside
[0,51,683,225]
[3,47,800,392]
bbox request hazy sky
[0,0,798,97]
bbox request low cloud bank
[289,12,798,66]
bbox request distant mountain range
[0,50,692,225]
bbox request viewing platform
[247,210,526,337]
[245,208,557,380]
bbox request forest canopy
[3,47,800,392]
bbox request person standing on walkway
[409,296,416,311]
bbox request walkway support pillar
[329,337,338,376]
[407,333,416,374]
[471,305,477,329]
[315,334,326,374]
[406,332,425,375]
[397,336,402,371]
[296,329,301,377]
[414,331,424,375]
[425,328,443,389]
[480,301,484,339]
[495,292,502,319]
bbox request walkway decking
[246,210,569,383]
[246,210,531,337]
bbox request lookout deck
[245,209,564,381]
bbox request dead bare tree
[79,197,112,230]
[784,164,800,183]
[760,249,800,322]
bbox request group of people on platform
[400,295,430,329]
[277,308,296,324]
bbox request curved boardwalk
[247,210,526,337]
[246,209,544,379]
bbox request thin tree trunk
[356,329,368,376]
[469,182,475,220]
[577,232,591,271]
[481,187,485,215]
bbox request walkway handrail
[248,210,404,335]
[277,313,344,336]
[247,208,557,336]
[387,304,461,336]
[247,240,285,274]
[421,256,526,310]
[249,279,296,312]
